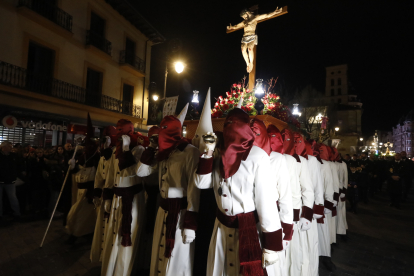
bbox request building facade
[0,0,164,146]
[392,109,414,157]
[322,64,363,155]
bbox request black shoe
[321,256,337,272]
[65,235,77,245]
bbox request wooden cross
[226,6,288,91]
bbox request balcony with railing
[86,30,112,56]
[119,50,145,76]
[18,0,73,32]
[0,60,141,118]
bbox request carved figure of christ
[227,6,288,89]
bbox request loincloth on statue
[241,34,258,45]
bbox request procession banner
[163,96,179,117]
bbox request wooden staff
[40,145,79,248]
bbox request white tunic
[90,148,114,263]
[195,146,281,276]
[125,144,200,276]
[317,160,334,257]
[296,156,314,276]
[267,152,293,276]
[282,154,301,276]
[327,161,340,244]
[105,145,146,276]
[336,161,348,235]
[305,156,324,276]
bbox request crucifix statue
[227,5,288,90]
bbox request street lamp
[174,62,185,74]
[164,61,186,99]
[335,127,339,131]
[152,94,159,101]
[360,138,363,141]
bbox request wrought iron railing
[18,0,73,32]
[119,50,145,73]
[86,30,112,56]
[0,61,141,118]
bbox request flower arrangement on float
[211,77,258,118]
[211,77,301,129]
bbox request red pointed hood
[326,146,334,161]
[267,124,283,153]
[157,115,186,161]
[221,108,255,179]
[102,126,117,148]
[304,140,313,156]
[116,119,134,158]
[250,118,271,156]
[294,132,307,159]
[314,143,330,161]
[281,128,295,156]
[148,126,160,138]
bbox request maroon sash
[113,184,143,246]
[159,197,188,258]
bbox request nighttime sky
[134,0,414,135]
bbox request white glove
[104,200,112,213]
[68,159,75,170]
[93,197,102,208]
[262,248,279,268]
[282,240,290,251]
[324,208,332,214]
[333,201,338,207]
[104,136,111,149]
[313,213,323,219]
[182,229,196,244]
[340,193,345,198]
[202,132,217,153]
[122,135,130,151]
[299,217,311,231]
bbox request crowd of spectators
[0,141,75,226]
[343,151,414,213]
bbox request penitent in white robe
[295,156,314,276]
[306,155,324,276]
[327,161,340,244]
[195,146,282,276]
[104,145,146,276]
[267,151,293,276]
[123,144,200,276]
[336,161,348,235]
[317,160,335,257]
[90,147,115,263]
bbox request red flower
[246,89,250,93]
[222,104,229,111]
[228,100,235,104]
[226,91,231,97]
[215,102,219,107]
[220,100,225,105]
[233,83,237,87]
[237,84,241,88]
[234,94,239,98]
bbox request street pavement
[1,188,413,276]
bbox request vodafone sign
[2,115,18,128]
[2,116,67,131]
